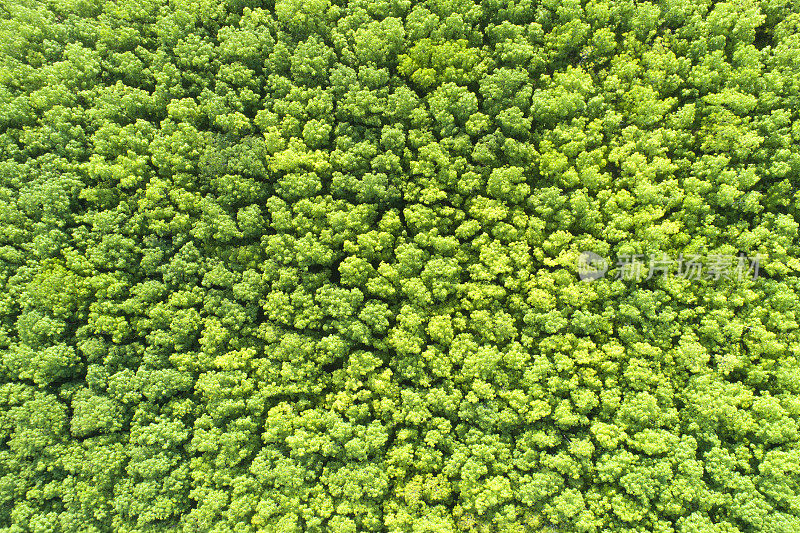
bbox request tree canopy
[1,0,800,531]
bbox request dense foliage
[2,0,800,530]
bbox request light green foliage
[1,0,800,531]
